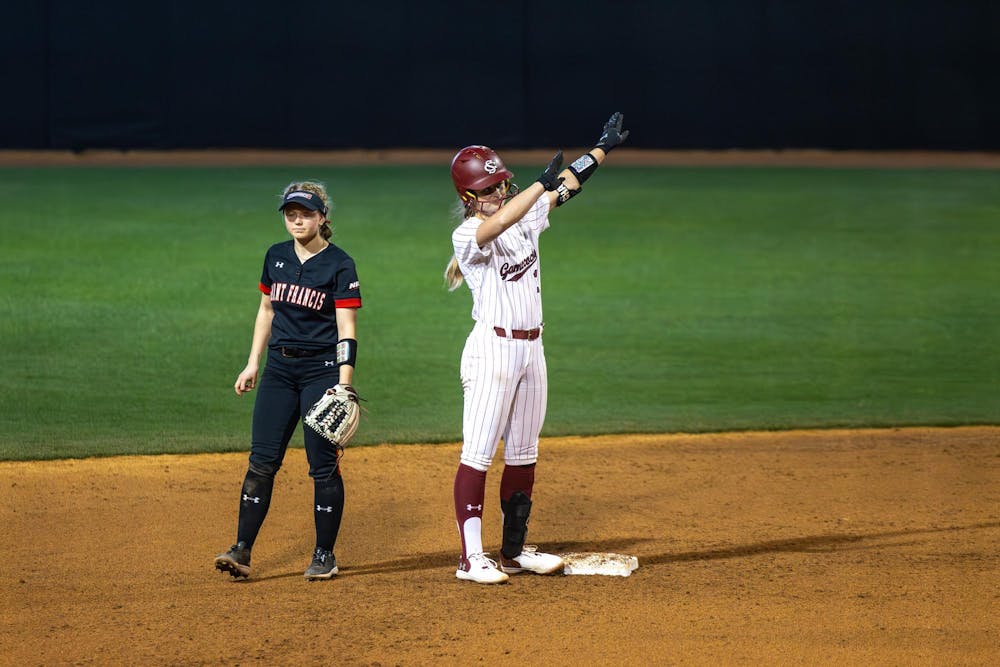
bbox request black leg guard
[248,460,280,479]
[500,491,532,559]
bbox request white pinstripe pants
[459,321,548,471]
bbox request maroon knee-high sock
[500,462,536,503]
[454,463,487,559]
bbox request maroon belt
[494,326,541,340]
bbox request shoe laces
[468,552,500,569]
[312,547,333,564]
[505,545,540,560]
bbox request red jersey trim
[259,282,271,295]
[334,297,362,308]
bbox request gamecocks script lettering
[499,249,537,282]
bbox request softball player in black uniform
[214,180,362,581]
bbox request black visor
[278,191,327,214]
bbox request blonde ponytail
[444,256,464,291]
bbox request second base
[560,552,639,577]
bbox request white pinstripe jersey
[451,195,550,330]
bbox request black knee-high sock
[313,473,345,551]
[236,469,274,548]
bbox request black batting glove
[595,112,630,153]
[537,150,564,191]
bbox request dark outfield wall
[1,1,997,150]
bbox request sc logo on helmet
[484,159,498,174]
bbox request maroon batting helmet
[450,145,514,205]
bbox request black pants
[249,349,343,480]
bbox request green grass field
[1,165,998,460]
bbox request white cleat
[499,545,564,575]
[456,553,509,584]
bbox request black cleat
[214,541,251,579]
[304,547,338,580]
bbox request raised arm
[474,151,565,246]
[541,112,630,210]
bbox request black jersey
[258,240,362,351]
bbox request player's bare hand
[536,150,564,191]
[595,112,629,153]
[235,367,258,396]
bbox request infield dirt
[2,427,997,665]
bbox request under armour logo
[275,261,284,268]
[316,505,334,513]
[324,360,336,367]
[484,159,498,174]
[242,494,260,504]
[466,504,483,511]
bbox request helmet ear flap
[461,191,478,217]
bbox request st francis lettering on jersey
[269,282,327,310]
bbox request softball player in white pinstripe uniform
[444,113,630,584]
